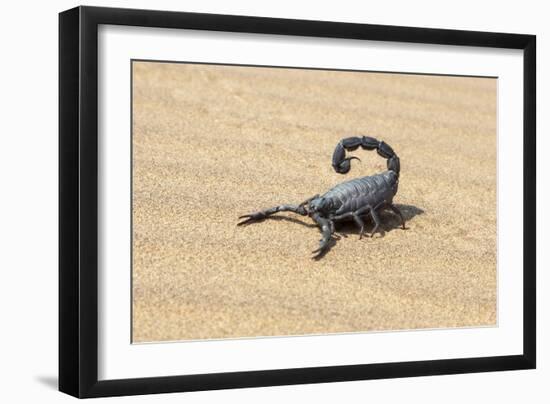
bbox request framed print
[59,6,536,398]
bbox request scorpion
[237,136,406,257]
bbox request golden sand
[131,61,496,343]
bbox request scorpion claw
[310,213,333,258]
[311,238,331,256]
[311,245,329,258]
[238,220,254,226]
[311,247,324,255]
[237,212,266,226]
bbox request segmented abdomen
[323,171,398,215]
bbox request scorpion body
[238,136,405,257]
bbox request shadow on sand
[312,203,424,259]
[335,203,424,237]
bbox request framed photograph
[59,6,536,398]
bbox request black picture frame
[59,5,536,398]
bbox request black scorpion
[237,136,406,257]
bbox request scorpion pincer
[238,136,406,258]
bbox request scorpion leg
[333,206,372,239]
[386,203,406,229]
[311,213,333,257]
[332,212,354,221]
[353,205,372,239]
[331,212,354,235]
[237,195,318,226]
[369,208,382,238]
[352,215,367,239]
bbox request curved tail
[332,136,400,177]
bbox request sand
[131,61,497,343]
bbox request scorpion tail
[332,136,400,177]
